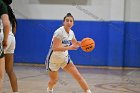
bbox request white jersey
[46,26,76,64]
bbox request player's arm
[71,32,81,47]
[52,37,78,51]
[1,14,10,48]
[71,38,81,47]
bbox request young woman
[46,13,92,93]
[2,0,19,93]
[0,0,10,93]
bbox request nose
[67,21,71,24]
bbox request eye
[66,19,69,22]
[70,20,73,22]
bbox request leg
[0,57,5,93]
[63,62,91,93]
[47,71,59,90]
[5,54,18,92]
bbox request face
[63,17,74,29]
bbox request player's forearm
[3,24,10,41]
[1,14,10,42]
[52,46,70,51]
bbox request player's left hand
[76,41,81,47]
[71,42,80,50]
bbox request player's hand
[77,41,81,47]
[3,40,7,49]
[69,43,80,50]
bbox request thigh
[63,63,82,79]
[0,57,5,78]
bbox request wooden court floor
[3,64,140,93]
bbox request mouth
[67,25,72,28]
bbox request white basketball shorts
[4,35,15,54]
[46,51,72,71]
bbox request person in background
[2,0,19,93]
[0,0,10,93]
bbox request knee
[0,74,4,80]
[50,79,59,85]
[5,69,14,74]
[0,71,5,80]
[0,75,2,79]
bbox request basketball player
[46,13,92,93]
[1,0,19,93]
[0,0,10,93]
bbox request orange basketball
[81,37,95,52]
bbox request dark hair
[7,5,17,33]
[63,13,74,22]
[2,0,17,33]
[2,0,12,5]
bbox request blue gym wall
[12,0,140,67]
[14,19,140,67]
[124,22,140,67]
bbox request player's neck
[64,27,70,34]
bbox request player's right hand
[69,44,79,50]
[2,40,7,49]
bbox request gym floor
[3,64,140,93]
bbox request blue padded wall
[124,22,140,67]
[14,19,140,67]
